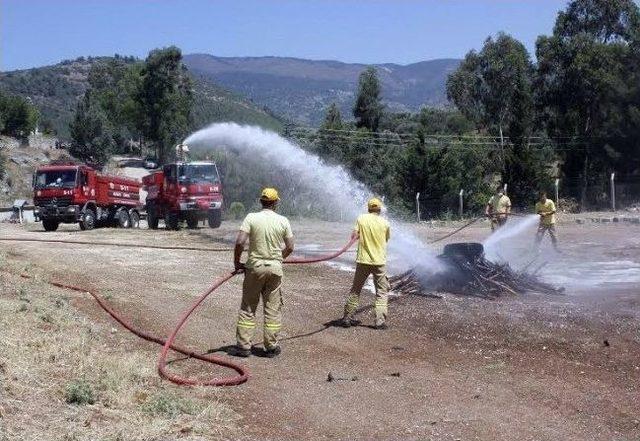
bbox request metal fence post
[611,172,616,212]
[416,192,421,222]
[554,178,560,206]
[459,189,464,219]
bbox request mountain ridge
[183,54,460,125]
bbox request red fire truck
[142,161,223,230]
[33,162,142,232]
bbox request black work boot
[264,346,282,358]
[338,317,352,328]
[228,346,251,358]
[375,322,388,330]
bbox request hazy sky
[1,0,572,71]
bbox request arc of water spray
[184,123,444,273]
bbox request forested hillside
[0,56,283,139]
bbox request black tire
[147,202,159,230]
[42,219,59,232]
[79,208,96,231]
[129,210,140,229]
[165,211,180,230]
[208,209,222,229]
[442,242,484,260]
[117,209,131,228]
[186,215,199,229]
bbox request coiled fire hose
[0,236,356,387]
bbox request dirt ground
[1,218,639,441]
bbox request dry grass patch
[0,251,240,441]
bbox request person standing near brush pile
[230,188,294,358]
[535,191,559,251]
[485,185,511,231]
[340,197,391,330]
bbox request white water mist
[482,215,539,262]
[185,122,443,272]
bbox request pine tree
[136,46,193,164]
[317,103,345,160]
[68,94,113,164]
[353,67,384,132]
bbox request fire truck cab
[33,162,142,231]
[143,161,223,230]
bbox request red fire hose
[1,235,356,387]
[0,237,233,252]
[157,236,357,386]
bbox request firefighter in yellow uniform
[340,197,391,330]
[485,185,511,231]
[535,191,559,251]
[230,188,294,358]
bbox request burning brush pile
[390,243,564,299]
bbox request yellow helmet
[260,187,280,202]
[367,197,383,210]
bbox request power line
[287,133,588,150]
[287,126,629,142]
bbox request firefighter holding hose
[340,197,391,330]
[485,185,511,231]
[535,190,559,251]
[230,188,294,358]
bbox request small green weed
[65,379,95,405]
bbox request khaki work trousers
[236,264,283,351]
[343,263,390,326]
[491,216,508,231]
[536,223,558,249]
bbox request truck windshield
[178,164,219,184]
[35,170,78,189]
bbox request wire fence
[414,177,640,221]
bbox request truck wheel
[129,210,140,229]
[79,208,96,231]
[42,219,59,232]
[147,203,159,229]
[117,210,131,228]
[186,215,199,229]
[208,209,222,229]
[165,212,180,230]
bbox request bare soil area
[1,219,639,441]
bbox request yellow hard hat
[367,197,383,210]
[260,187,280,202]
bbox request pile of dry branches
[390,254,563,299]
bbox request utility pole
[416,192,421,222]
[503,183,508,195]
[554,178,560,206]
[459,189,464,219]
[611,172,616,212]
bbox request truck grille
[36,196,73,207]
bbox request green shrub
[228,201,246,220]
[65,379,95,405]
